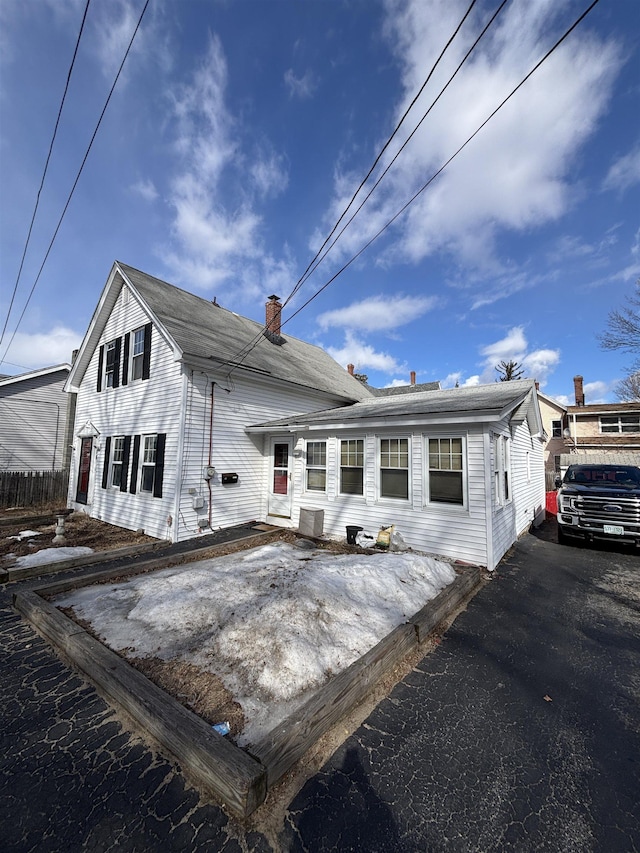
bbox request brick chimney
[265,295,282,336]
[574,375,585,406]
[410,370,416,386]
[347,363,355,376]
[535,380,539,391]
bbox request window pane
[341,439,363,467]
[381,468,408,499]
[111,464,122,488]
[306,469,326,491]
[307,442,326,466]
[430,471,463,504]
[143,435,156,463]
[273,471,288,494]
[341,467,363,495]
[141,465,154,493]
[274,443,288,467]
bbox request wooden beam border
[14,559,481,818]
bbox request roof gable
[67,262,373,403]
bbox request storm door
[268,438,293,518]
[76,437,93,504]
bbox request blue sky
[1,0,638,404]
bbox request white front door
[268,438,293,519]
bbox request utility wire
[295,0,510,299]
[0,0,150,370]
[284,0,479,307]
[282,0,602,331]
[0,0,92,351]
[224,0,481,375]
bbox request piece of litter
[212,722,230,736]
[543,694,553,702]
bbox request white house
[66,262,546,570]
[0,364,74,472]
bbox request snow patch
[55,542,455,745]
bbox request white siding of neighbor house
[287,424,491,568]
[490,416,546,569]
[68,287,183,541]
[0,369,70,472]
[176,369,342,542]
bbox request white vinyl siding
[68,286,179,540]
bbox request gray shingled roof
[118,263,373,403]
[369,381,441,396]
[249,379,537,428]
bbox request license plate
[604,524,624,535]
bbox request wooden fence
[0,470,69,509]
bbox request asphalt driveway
[1,522,638,852]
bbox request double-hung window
[110,436,125,488]
[427,437,464,505]
[380,438,409,500]
[340,439,364,495]
[140,435,158,493]
[306,441,326,492]
[551,420,562,438]
[104,340,118,388]
[493,434,511,506]
[130,327,145,381]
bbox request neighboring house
[66,261,546,570]
[0,364,74,472]
[536,389,568,475]
[564,375,640,457]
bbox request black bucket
[346,525,363,545]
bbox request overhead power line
[0,0,92,352]
[0,0,150,370]
[282,0,602,331]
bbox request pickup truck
[555,463,640,547]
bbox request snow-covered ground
[10,546,94,567]
[55,541,456,745]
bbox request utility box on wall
[221,472,239,485]
[298,507,324,538]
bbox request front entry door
[268,438,293,519]
[76,437,93,504]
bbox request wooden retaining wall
[14,561,482,819]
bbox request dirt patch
[129,656,246,736]
[0,511,157,564]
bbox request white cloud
[326,331,405,374]
[4,326,82,371]
[159,36,291,301]
[441,371,480,388]
[317,0,622,300]
[318,293,438,332]
[130,178,158,202]
[583,380,613,405]
[603,142,640,193]
[478,325,559,384]
[284,68,317,100]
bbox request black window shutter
[120,436,131,492]
[112,337,121,388]
[97,345,104,392]
[121,333,130,386]
[129,435,140,494]
[102,436,111,489]
[142,323,152,380]
[153,433,166,498]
